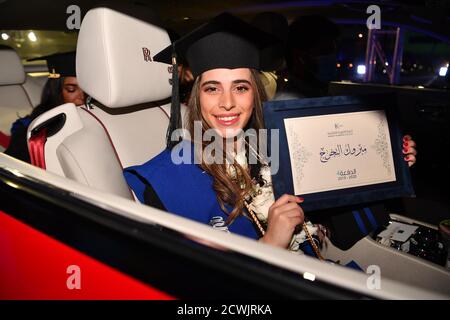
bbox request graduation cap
[28,51,76,78]
[153,12,279,148]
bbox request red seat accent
[0,131,10,149]
[29,128,47,169]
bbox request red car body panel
[0,210,174,300]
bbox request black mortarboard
[154,12,279,78]
[28,51,76,78]
[153,12,279,148]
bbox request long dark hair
[29,77,65,120]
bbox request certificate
[284,110,396,195]
[264,94,414,211]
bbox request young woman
[5,52,85,163]
[124,13,416,254]
[124,13,308,251]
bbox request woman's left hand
[402,135,417,167]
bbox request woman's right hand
[260,194,305,248]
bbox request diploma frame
[264,94,415,212]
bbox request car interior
[26,7,186,199]
[0,46,44,142]
[0,2,449,298]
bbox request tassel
[166,45,181,149]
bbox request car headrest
[76,7,172,108]
[0,46,26,85]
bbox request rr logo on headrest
[142,48,152,62]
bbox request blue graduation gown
[123,141,259,240]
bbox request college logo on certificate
[264,94,414,211]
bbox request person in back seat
[5,51,85,163]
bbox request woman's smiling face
[199,68,254,138]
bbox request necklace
[244,196,324,261]
[244,199,266,237]
[233,146,324,260]
[301,221,324,261]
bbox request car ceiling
[2,0,276,30]
[0,0,449,41]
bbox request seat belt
[0,131,11,149]
[28,127,48,169]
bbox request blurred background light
[357,65,366,74]
[27,31,37,42]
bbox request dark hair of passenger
[29,77,65,120]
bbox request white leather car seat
[76,7,178,169]
[22,75,47,108]
[0,46,33,138]
[27,7,182,199]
